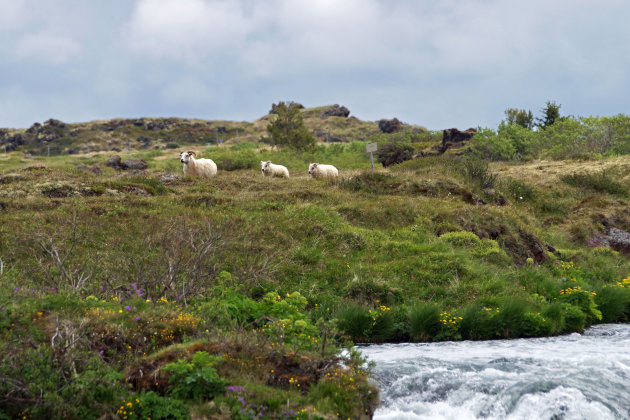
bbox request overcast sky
[1,0,629,130]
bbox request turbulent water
[359,324,630,420]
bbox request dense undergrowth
[1,132,630,418]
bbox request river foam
[359,324,630,419]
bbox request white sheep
[308,163,338,178]
[180,151,217,178]
[260,161,290,178]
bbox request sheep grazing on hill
[261,161,290,178]
[180,151,217,178]
[308,163,339,178]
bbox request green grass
[1,143,630,418]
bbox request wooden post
[366,142,377,172]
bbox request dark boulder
[121,158,148,170]
[75,164,102,175]
[439,128,477,153]
[26,122,42,134]
[44,118,66,128]
[105,156,123,169]
[137,136,153,148]
[105,155,148,171]
[378,118,403,133]
[6,134,26,145]
[320,104,350,118]
[146,120,168,130]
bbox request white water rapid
[359,324,630,419]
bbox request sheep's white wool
[308,163,338,178]
[180,151,217,178]
[261,161,290,178]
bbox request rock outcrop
[320,105,350,118]
[439,128,477,154]
[378,118,403,133]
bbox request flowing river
[359,324,630,419]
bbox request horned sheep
[308,163,338,178]
[180,151,217,178]
[261,161,290,178]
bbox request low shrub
[117,392,190,420]
[163,351,226,402]
[495,299,528,338]
[595,285,630,322]
[562,303,586,333]
[542,302,565,335]
[458,304,496,340]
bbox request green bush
[595,286,630,322]
[557,285,602,323]
[562,303,586,333]
[370,307,395,342]
[495,299,528,338]
[521,311,553,337]
[458,305,496,340]
[336,304,373,342]
[471,128,516,161]
[542,302,565,335]
[164,352,226,402]
[211,149,258,171]
[118,392,190,420]
[409,303,441,342]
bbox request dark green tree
[266,101,316,150]
[504,108,534,129]
[536,101,561,129]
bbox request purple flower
[125,305,132,311]
[99,350,105,355]
[134,316,140,321]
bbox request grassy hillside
[1,118,630,418]
[0,105,428,157]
